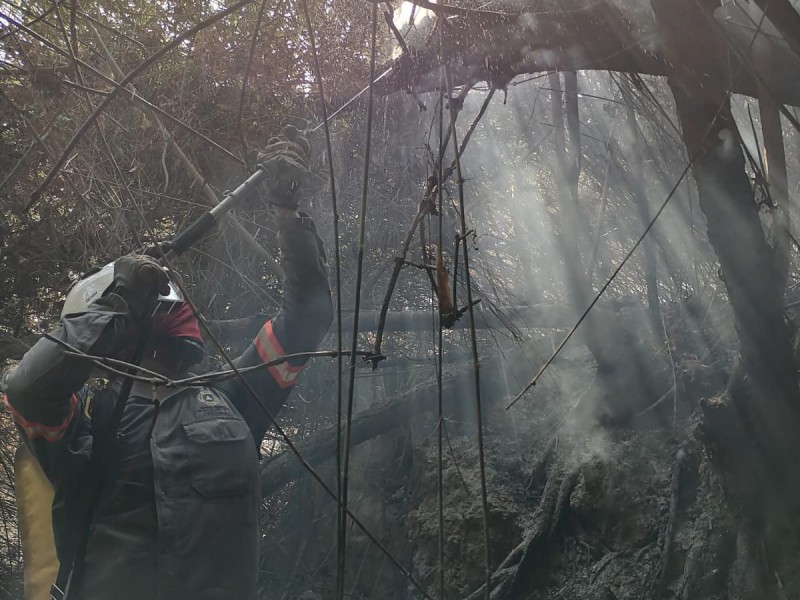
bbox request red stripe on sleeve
[253,321,304,389]
[2,392,78,443]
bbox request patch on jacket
[196,387,232,418]
[199,388,220,405]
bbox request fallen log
[260,375,459,496]
[345,305,616,332]
[208,304,615,339]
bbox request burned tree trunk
[653,0,800,522]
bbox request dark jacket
[1,214,333,600]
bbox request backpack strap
[50,386,119,599]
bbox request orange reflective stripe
[2,393,78,443]
[254,321,304,389]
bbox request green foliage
[0,0,390,340]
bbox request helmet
[61,261,183,319]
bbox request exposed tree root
[461,460,579,600]
[676,528,706,600]
[647,449,686,599]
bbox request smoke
[279,64,734,467]
[255,61,745,598]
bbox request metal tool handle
[169,166,270,256]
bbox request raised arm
[218,127,333,441]
[219,210,333,440]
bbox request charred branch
[0,332,37,363]
[375,1,800,106]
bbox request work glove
[112,254,171,318]
[257,125,311,211]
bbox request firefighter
[1,129,333,600]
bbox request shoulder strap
[88,386,118,440]
[50,385,118,600]
[52,336,149,600]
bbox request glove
[112,254,171,318]
[257,125,310,210]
